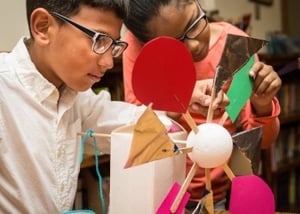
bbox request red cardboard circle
[132,37,196,113]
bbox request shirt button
[56,148,65,158]
[60,183,65,192]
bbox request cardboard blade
[124,106,177,168]
[225,55,255,122]
[231,126,263,175]
[229,175,275,214]
[132,37,196,113]
[156,182,190,214]
[214,34,268,93]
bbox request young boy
[0,0,145,212]
[122,0,281,211]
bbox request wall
[202,0,282,40]
[0,1,28,51]
[0,2,128,51]
[0,0,282,51]
[0,0,288,50]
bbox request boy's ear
[30,8,54,46]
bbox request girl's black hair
[124,0,172,43]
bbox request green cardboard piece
[225,55,255,122]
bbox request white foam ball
[186,123,233,168]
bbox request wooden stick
[170,106,199,213]
[218,111,229,126]
[223,163,236,181]
[205,168,212,190]
[170,162,199,213]
[77,132,111,138]
[178,147,193,154]
[174,84,216,213]
[204,190,214,214]
[173,139,187,145]
[169,111,199,212]
[204,168,214,213]
[206,86,216,123]
[183,112,199,133]
[204,84,218,213]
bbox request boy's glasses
[50,12,128,58]
[178,0,208,41]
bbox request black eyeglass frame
[49,11,128,57]
[177,0,208,41]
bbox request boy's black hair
[26,0,128,36]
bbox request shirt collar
[11,37,77,104]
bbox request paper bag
[109,123,187,214]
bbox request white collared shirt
[0,37,144,213]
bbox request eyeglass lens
[93,35,127,58]
[186,16,207,39]
[50,11,127,57]
[179,0,208,40]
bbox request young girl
[122,0,281,211]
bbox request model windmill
[126,35,275,214]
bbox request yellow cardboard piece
[124,107,176,168]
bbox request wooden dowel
[77,132,111,138]
[223,163,236,181]
[218,111,228,126]
[170,162,198,213]
[205,168,211,190]
[173,139,187,145]
[183,112,199,133]
[206,87,216,123]
[204,168,214,214]
[178,147,193,154]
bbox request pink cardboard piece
[229,175,275,214]
[132,37,196,113]
[156,182,190,214]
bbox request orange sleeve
[122,30,143,105]
[239,97,281,149]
